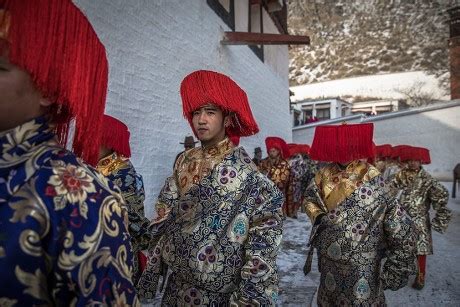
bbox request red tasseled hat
[417,147,431,164]
[288,143,310,157]
[101,115,131,158]
[411,147,431,164]
[0,0,108,166]
[309,123,374,163]
[229,135,240,146]
[266,137,289,159]
[391,145,410,160]
[376,144,393,158]
[399,146,423,163]
[180,70,259,137]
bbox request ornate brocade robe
[97,152,146,284]
[137,138,283,306]
[392,167,451,255]
[258,157,290,216]
[0,117,139,306]
[286,154,315,218]
[303,161,416,306]
[382,160,403,182]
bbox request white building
[292,100,460,180]
[351,99,399,115]
[291,97,352,126]
[75,0,305,216]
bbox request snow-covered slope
[288,0,457,94]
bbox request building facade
[351,99,399,115]
[291,97,352,126]
[75,0,295,216]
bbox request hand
[431,222,445,234]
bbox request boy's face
[0,13,51,132]
[408,160,421,170]
[192,104,228,147]
[268,148,280,159]
[0,45,50,132]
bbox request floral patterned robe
[135,138,283,306]
[258,157,290,216]
[286,154,315,218]
[303,161,416,306]
[392,167,451,255]
[0,117,139,306]
[97,152,146,284]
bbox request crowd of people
[0,1,452,306]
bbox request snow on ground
[144,182,460,307]
[290,71,448,103]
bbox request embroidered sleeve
[428,179,451,233]
[302,172,326,224]
[230,177,284,306]
[126,175,177,250]
[381,198,417,291]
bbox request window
[316,108,330,120]
[207,0,235,31]
[208,0,264,61]
[302,109,312,122]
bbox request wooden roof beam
[221,31,310,45]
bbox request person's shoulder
[419,167,432,179]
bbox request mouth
[197,128,208,133]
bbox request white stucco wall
[293,102,460,181]
[74,0,291,217]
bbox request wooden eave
[221,31,310,45]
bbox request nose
[197,112,207,124]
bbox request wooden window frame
[207,0,235,31]
[208,0,264,62]
[248,1,264,61]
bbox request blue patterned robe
[97,152,146,284]
[135,138,283,306]
[0,117,139,306]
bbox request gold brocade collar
[175,137,235,196]
[96,152,128,177]
[199,137,234,158]
[318,160,380,211]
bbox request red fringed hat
[417,147,431,164]
[266,137,289,159]
[288,143,310,157]
[229,135,240,146]
[376,144,393,159]
[101,115,131,158]
[180,70,259,137]
[309,123,374,163]
[400,146,431,164]
[391,145,412,162]
[0,0,108,165]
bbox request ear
[224,111,236,128]
[224,116,231,128]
